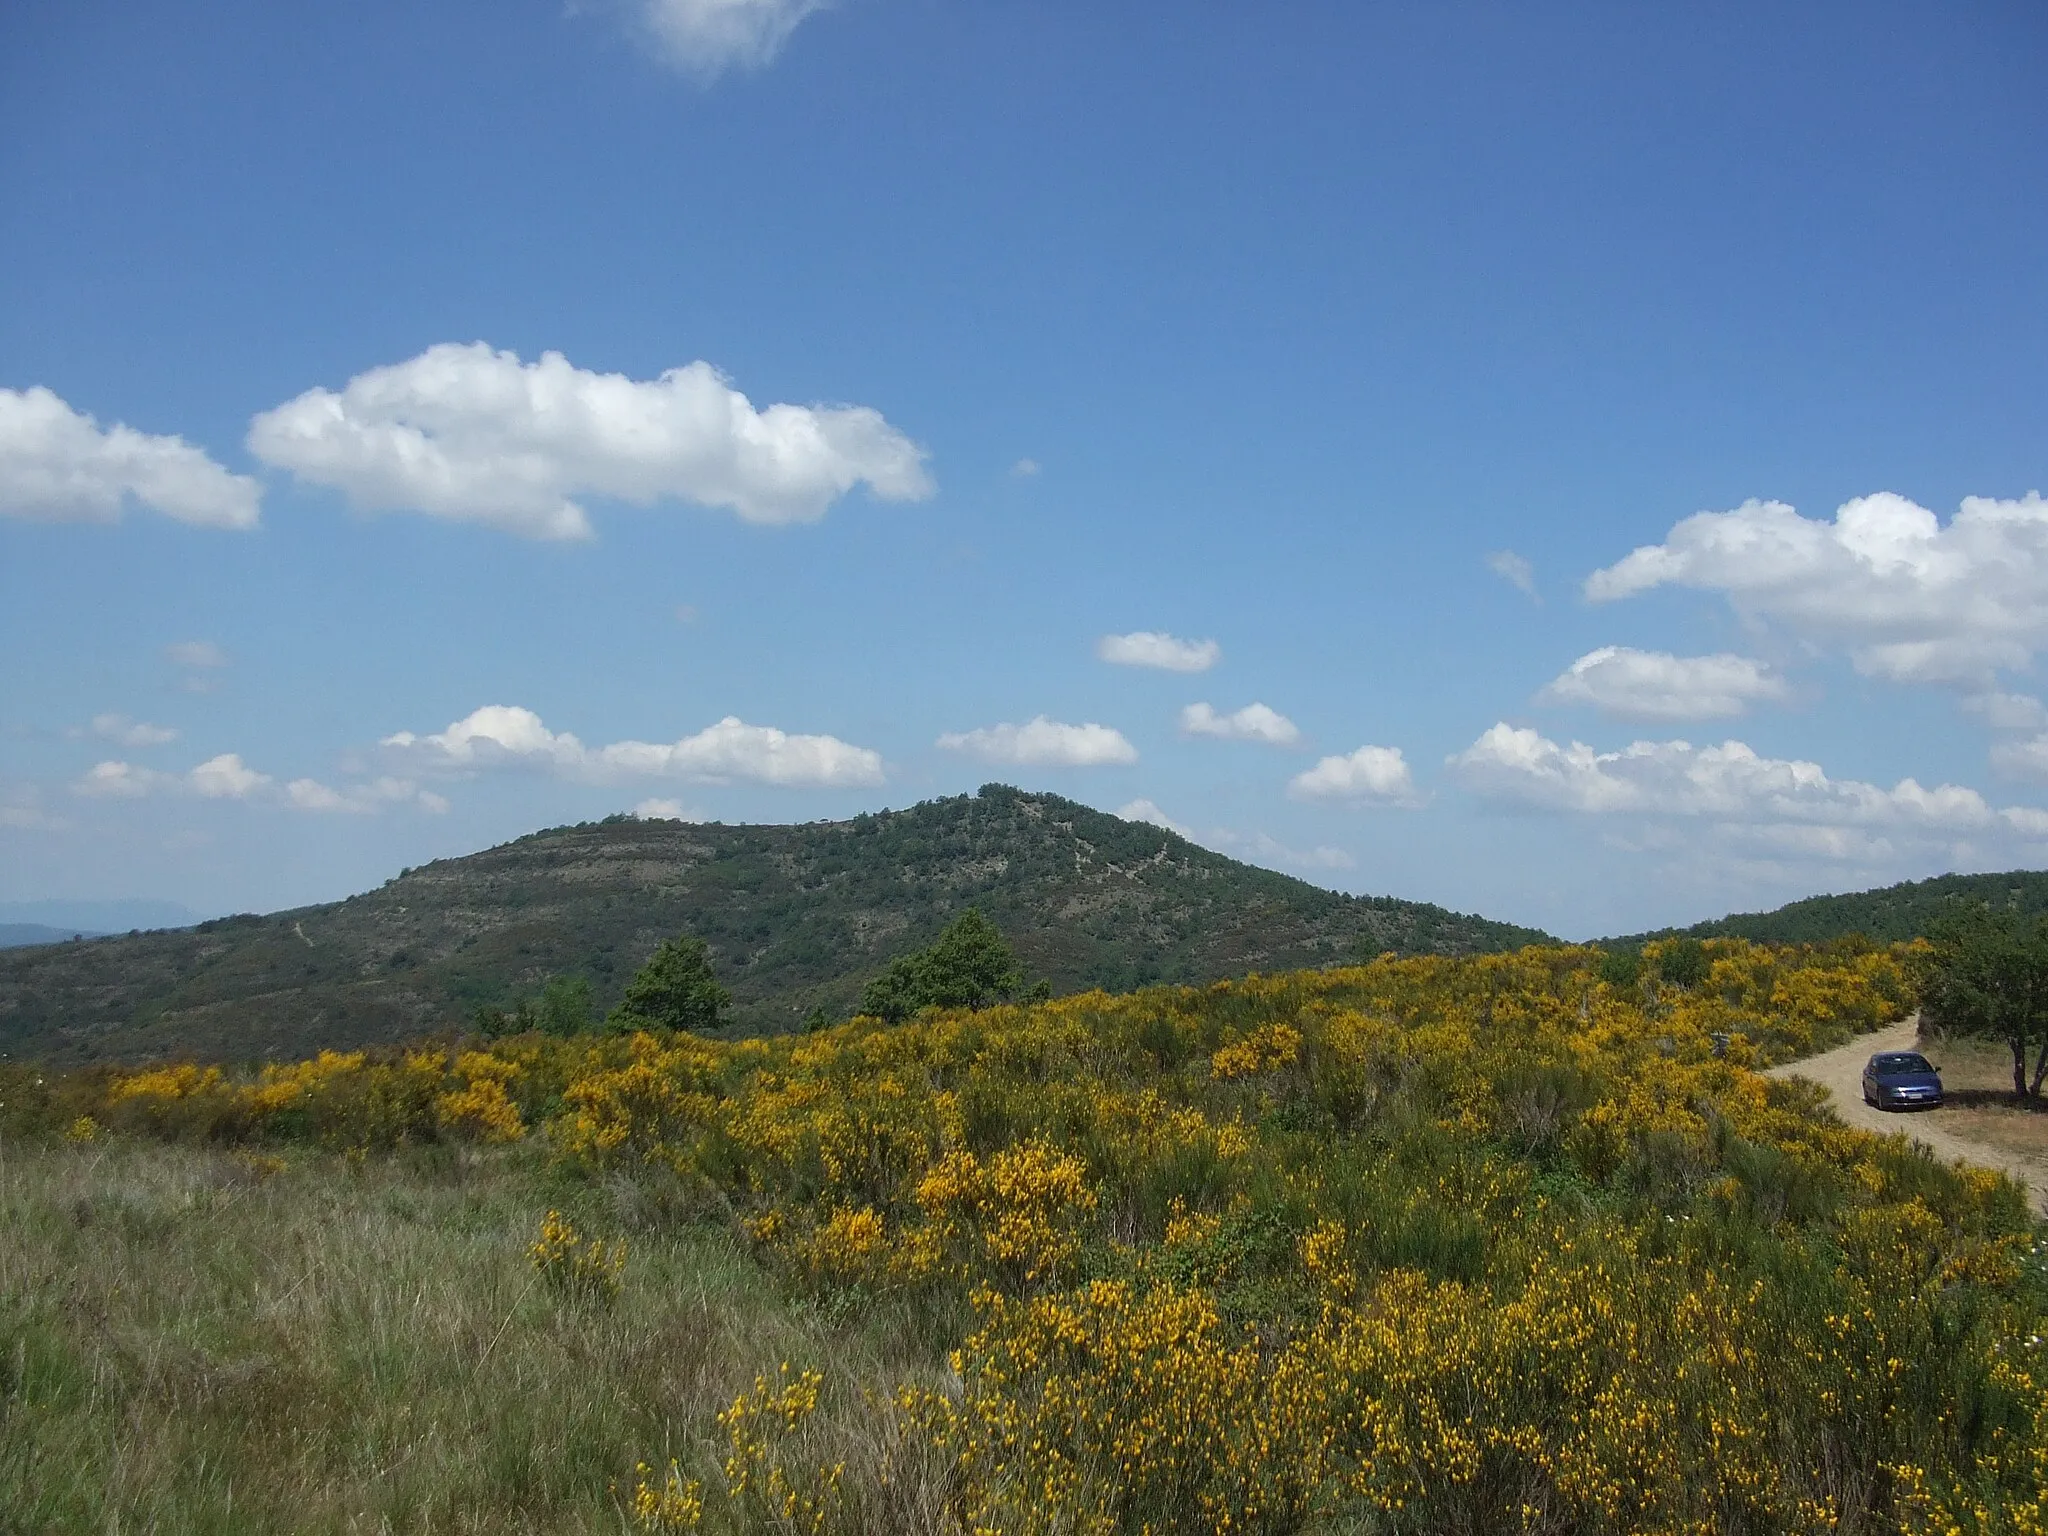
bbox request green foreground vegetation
[5,935,2048,1532]
[0,1136,952,1534]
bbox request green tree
[1656,937,1709,990]
[609,935,729,1034]
[859,908,1023,1023]
[1596,948,1642,989]
[535,974,593,1035]
[1918,904,2048,1099]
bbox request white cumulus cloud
[187,753,270,800]
[384,704,885,787]
[1536,647,1788,721]
[1115,798,1190,836]
[1289,745,1422,807]
[286,776,448,815]
[84,714,178,748]
[1586,491,2048,687]
[1450,724,2048,851]
[632,0,827,79]
[937,716,1138,767]
[74,761,173,799]
[0,386,260,529]
[247,343,932,540]
[1095,632,1220,673]
[73,752,440,813]
[1179,702,1301,746]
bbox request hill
[0,784,1549,1064]
[1610,867,2048,947]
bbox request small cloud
[1965,691,2047,731]
[286,776,445,815]
[87,713,178,748]
[188,753,272,800]
[165,640,228,669]
[937,716,1139,767]
[1200,824,1357,873]
[74,760,173,799]
[1289,745,1423,807]
[1011,458,1041,478]
[674,604,699,624]
[1243,833,1355,872]
[0,385,261,529]
[628,0,827,81]
[1536,647,1788,722]
[1179,702,1300,746]
[247,342,930,539]
[633,797,700,821]
[1115,798,1189,836]
[385,704,885,788]
[1096,631,1221,673]
[1487,550,1537,599]
[73,752,439,814]
[1992,735,2048,782]
[0,790,67,832]
[1450,722,2014,839]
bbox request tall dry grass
[0,1137,952,1533]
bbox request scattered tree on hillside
[1656,937,1709,990]
[1918,904,2048,1100]
[535,974,594,1035]
[860,908,1023,1023]
[472,973,594,1038]
[609,934,730,1034]
[1596,948,1642,989]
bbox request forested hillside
[1613,868,2048,947]
[0,784,1547,1065]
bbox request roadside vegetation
[5,934,2046,1532]
[1917,903,2048,1101]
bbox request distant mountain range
[0,785,1551,1065]
[0,898,201,935]
[0,925,108,950]
[1609,869,2048,948]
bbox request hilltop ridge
[0,785,1548,1064]
[1607,867,2048,947]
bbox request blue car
[1861,1050,1944,1110]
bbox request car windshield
[1871,1053,1934,1074]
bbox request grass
[0,1136,951,1534]
[1914,1033,2048,1172]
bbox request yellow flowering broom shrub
[71,938,2048,1530]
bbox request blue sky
[4,0,2046,939]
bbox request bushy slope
[1612,868,2048,947]
[20,940,2042,1532]
[0,784,1548,1064]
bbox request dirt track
[1765,1018,2048,1215]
